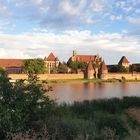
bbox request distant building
[44,53,60,73]
[0,59,23,74]
[67,50,102,77]
[118,56,130,68]
[131,63,140,72]
[68,50,102,64]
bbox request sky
[0,0,140,64]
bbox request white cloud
[39,6,49,13]
[0,3,10,17]
[110,15,122,21]
[0,30,139,64]
[60,0,82,16]
[31,0,43,4]
[128,17,140,26]
[1,0,140,30]
[0,21,15,30]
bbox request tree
[93,63,100,69]
[109,65,129,73]
[68,61,79,71]
[68,61,87,71]
[22,59,47,78]
[58,62,68,73]
[130,65,140,72]
[78,61,87,70]
[118,66,129,73]
[0,70,54,139]
[108,65,119,72]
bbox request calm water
[46,82,140,104]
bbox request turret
[118,56,130,68]
[87,61,95,79]
[73,50,77,56]
[99,60,108,80]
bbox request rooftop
[0,59,23,68]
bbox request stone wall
[8,74,84,80]
[108,73,140,80]
[8,73,140,80]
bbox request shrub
[0,72,54,138]
[94,113,127,138]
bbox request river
[46,82,140,104]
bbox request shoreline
[41,78,140,84]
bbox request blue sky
[0,0,140,64]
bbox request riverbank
[7,97,140,140]
[52,97,140,140]
[42,78,140,84]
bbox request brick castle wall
[108,73,140,80]
[8,74,84,80]
[8,73,140,80]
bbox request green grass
[43,97,140,140]
[41,78,140,84]
[6,97,140,139]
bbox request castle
[44,52,60,74]
[0,50,140,80]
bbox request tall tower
[99,60,108,80]
[87,61,95,79]
[73,50,77,56]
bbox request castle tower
[99,60,108,80]
[73,50,77,56]
[87,61,95,79]
[118,56,130,68]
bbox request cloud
[128,17,140,26]
[110,15,122,21]
[0,30,139,64]
[0,21,15,30]
[31,0,43,4]
[0,0,139,30]
[0,3,11,17]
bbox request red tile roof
[44,53,58,61]
[0,59,23,68]
[76,55,96,62]
[118,56,129,65]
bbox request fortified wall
[8,73,140,81]
[8,74,84,80]
[107,73,140,80]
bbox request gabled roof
[44,53,59,61]
[118,56,129,65]
[87,61,94,70]
[100,60,108,71]
[76,55,96,62]
[0,59,23,68]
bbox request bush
[0,72,54,139]
[94,113,127,137]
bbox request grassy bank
[41,78,140,84]
[3,96,140,140]
[45,97,140,140]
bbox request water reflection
[46,82,140,104]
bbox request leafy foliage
[109,65,130,73]
[58,62,68,73]
[22,58,47,77]
[0,71,54,139]
[130,65,140,72]
[68,60,87,71]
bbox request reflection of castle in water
[47,82,140,104]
